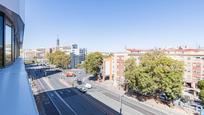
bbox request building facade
[0,0,24,68]
[0,1,39,115]
[22,44,87,68]
[103,48,204,99]
[70,44,87,68]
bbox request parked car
[159,93,171,104]
[190,100,204,112]
[65,72,76,77]
[190,104,204,112]
[84,83,92,89]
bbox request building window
[5,25,13,65]
[5,25,11,64]
[0,14,3,67]
[196,57,200,59]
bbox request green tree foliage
[198,80,204,90]
[125,57,157,95]
[125,51,184,100]
[124,58,138,89]
[83,52,103,75]
[199,90,204,103]
[46,51,70,69]
[198,80,204,103]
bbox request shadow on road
[26,64,62,80]
[35,87,120,115]
[27,64,120,115]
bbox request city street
[28,65,119,115]
[27,65,167,115]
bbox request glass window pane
[5,25,12,65]
[0,15,3,67]
[11,28,14,61]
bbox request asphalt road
[66,69,167,115]
[27,65,168,115]
[28,65,119,115]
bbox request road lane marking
[37,79,62,115]
[43,78,78,115]
[58,78,117,115]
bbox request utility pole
[120,95,124,115]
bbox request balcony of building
[0,58,39,115]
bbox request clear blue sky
[24,0,204,52]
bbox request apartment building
[103,48,204,98]
[22,48,50,63]
[22,46,71,62]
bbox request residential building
[22,49,36,61]
[102,47,204,99]
[102,56,113,81]
[22,46,71,62]
[57,46,71,55]
[22,48,50,63]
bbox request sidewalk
[93,80,194,115]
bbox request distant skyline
[24,0,204,52]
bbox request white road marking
[37,79,62,115]
[43,78,78,115]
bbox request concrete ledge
[0,58,39,115]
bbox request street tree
[46,51,70,69]
[198,80,204,90]
[124,58,137,89]
[198,80,204,103]
[199,90,204,104]
[125,57,157,96]
[125,51,184,100]
[83,52,103,76]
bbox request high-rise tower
[56,35,60,50]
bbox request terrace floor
[0,58,38,115]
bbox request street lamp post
[120,95,124,115]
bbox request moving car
[84,83,92,89]
[76,78,82,85]
[77,86,87,93]
[80,87,87,93]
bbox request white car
[84,83,92,89]
[77,86,87,93]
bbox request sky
[24,0,204,52]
